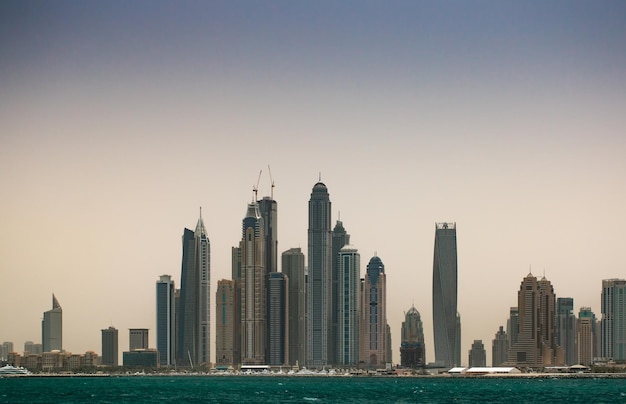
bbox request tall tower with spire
[178,209,210,367]
[240,201,267,365]
[42,294,62,352]
[307,180,332,367]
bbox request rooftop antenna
[319,172,321,182]
[253,169,262,202]
[338,210,341,221]
[267,164,275,200]
[199,206,202,219]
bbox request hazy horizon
[1,1,625,366]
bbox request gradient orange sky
[1,1,625,365]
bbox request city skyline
[1,1,625,366]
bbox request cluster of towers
[156,180,395,369]
[491,276,626,367]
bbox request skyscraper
[267,272,288,366]
[129,328,149,351]
[432,222,460,368]
[601,278,626,360]
[577,307,596,366]
[492,326,508,366]
[101,326,118,366]
[215,279,235,367]
[240,202,266,365]
[156,275,176,366]
[556,297,577,365]
[507,307,519,348]
[330,219,349,365]
[178,210,211,367]
[282,247,306,366]
[231,247,242,367]
[258,196,278,274]
[507,273,564,366]
[42,294,62,352]
[400,305,425,368]
[307,181,332,367]
[336,244,360,366]
[360,255,388,368]
[469,340,486,367]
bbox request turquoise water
[1,376,626,403]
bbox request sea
[1,375,626,403]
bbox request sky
[1,0,625,366]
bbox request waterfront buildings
[360,255,388,368]
[556,297,577,365]
[601,278,626,360]
[156,275,176,366]
[129,328,149,351]
[336,244,360,366]
[469,340,486,367]
[400,305,425,368]
[507,273,564,366]
[432,223,461,368]
[42,294,62,353]
[282,247,306,366]
[101,326,118,366]
[492,326,508,366]
[267,272,288,366]
[123,349,159,368]
[178,210,211,367]
[215,279,235,367]
[578,307,596,366]
[239,201,267,365]
[307,181,333,367]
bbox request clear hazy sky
[1,1,625,365]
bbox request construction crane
[253,169,262,202]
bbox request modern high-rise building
[156,275,176,366]
[178,210,211,367]
[129,328,149,351]
[400,305,425,368]
[330,218,349,365]
[360,255,388,368]
[307,181,332,367]
[601,278,626,360]
[267,272,288,366]
[1,342,14,361]
[492,326,508,366]
[101,326,119,366]
[507,273,564,366]
[578,307,596,366]
[231,247,242,367]
[215,279,235,367]
[336,244,360,366]
[42,294,62,352]
[282,247,306,366]
[432,222,460,368]
[469,340,486,367]
[556,297,577,365]
[240,202,266,365]
[258,196,278,274]
[507,307,519,349]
